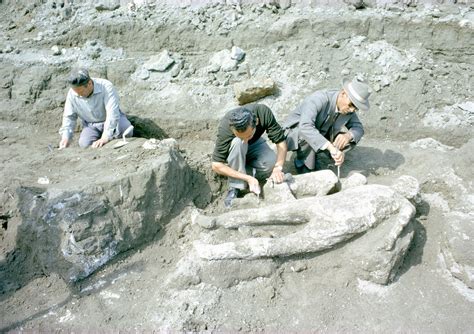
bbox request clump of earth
[0,0,473,331]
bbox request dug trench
[0,1,473,331]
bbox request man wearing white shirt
[58,68,133,149]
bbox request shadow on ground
[284,145,405,178]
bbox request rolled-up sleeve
[298,97,329,152]
[102,84,121,140]
[59,90,78,140]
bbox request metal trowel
[113,125,134,149]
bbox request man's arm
[212,162,251,181]
[58,90,77,149]
[211,162,259,191]
[91,81,121,148]
[345,113,364,143]
[254,105,288,183]
[299,94,345,166]
[298,95,329,153]
[269,140,287,183]
[99,81,122,144]
[333,113,364,151]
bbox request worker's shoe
[224,188,239,208]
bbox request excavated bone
[194,183,416,261]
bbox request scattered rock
[230,46,245,61]
[25,24,35,32]
[344,0,366,10]
[95,1,120,11]
[60,6,73,20]
[37,176,50,185]
[142,138,178,150]
[51,45,61,56]
[275,0,292,10]
[144,50,175,72]
[290,262,307,272]
[135,67,150,80]
[3,45,14,53]
[170,59,184,77]
[209,49,238,72]
[341,68,351,76]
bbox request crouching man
[212,104,288,208]
[283,76,370,173]
[58,68,133,149]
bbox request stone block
[144,50,175,72]
[233,78,277,105]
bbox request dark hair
[67,68,91,87]
[229,107,256,132]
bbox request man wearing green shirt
[212,104,288,208]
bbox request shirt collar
[90,78,102,96]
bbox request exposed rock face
[192,176,419,285]
[16,142,191,282]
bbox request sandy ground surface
[0,1,473,332]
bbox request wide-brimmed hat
[342,77,370,111]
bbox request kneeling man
[283,76,370,173]
[58,68,133,149]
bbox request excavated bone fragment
[194,182,416,261]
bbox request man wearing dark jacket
[212,104,287,208]
[283,76,370,173]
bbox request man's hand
[59,138,69,149]
[330,148,345,166]
[333,132,352,150]
[248,176,261,195]
[269,165,284,184]
[91,138,109,148]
